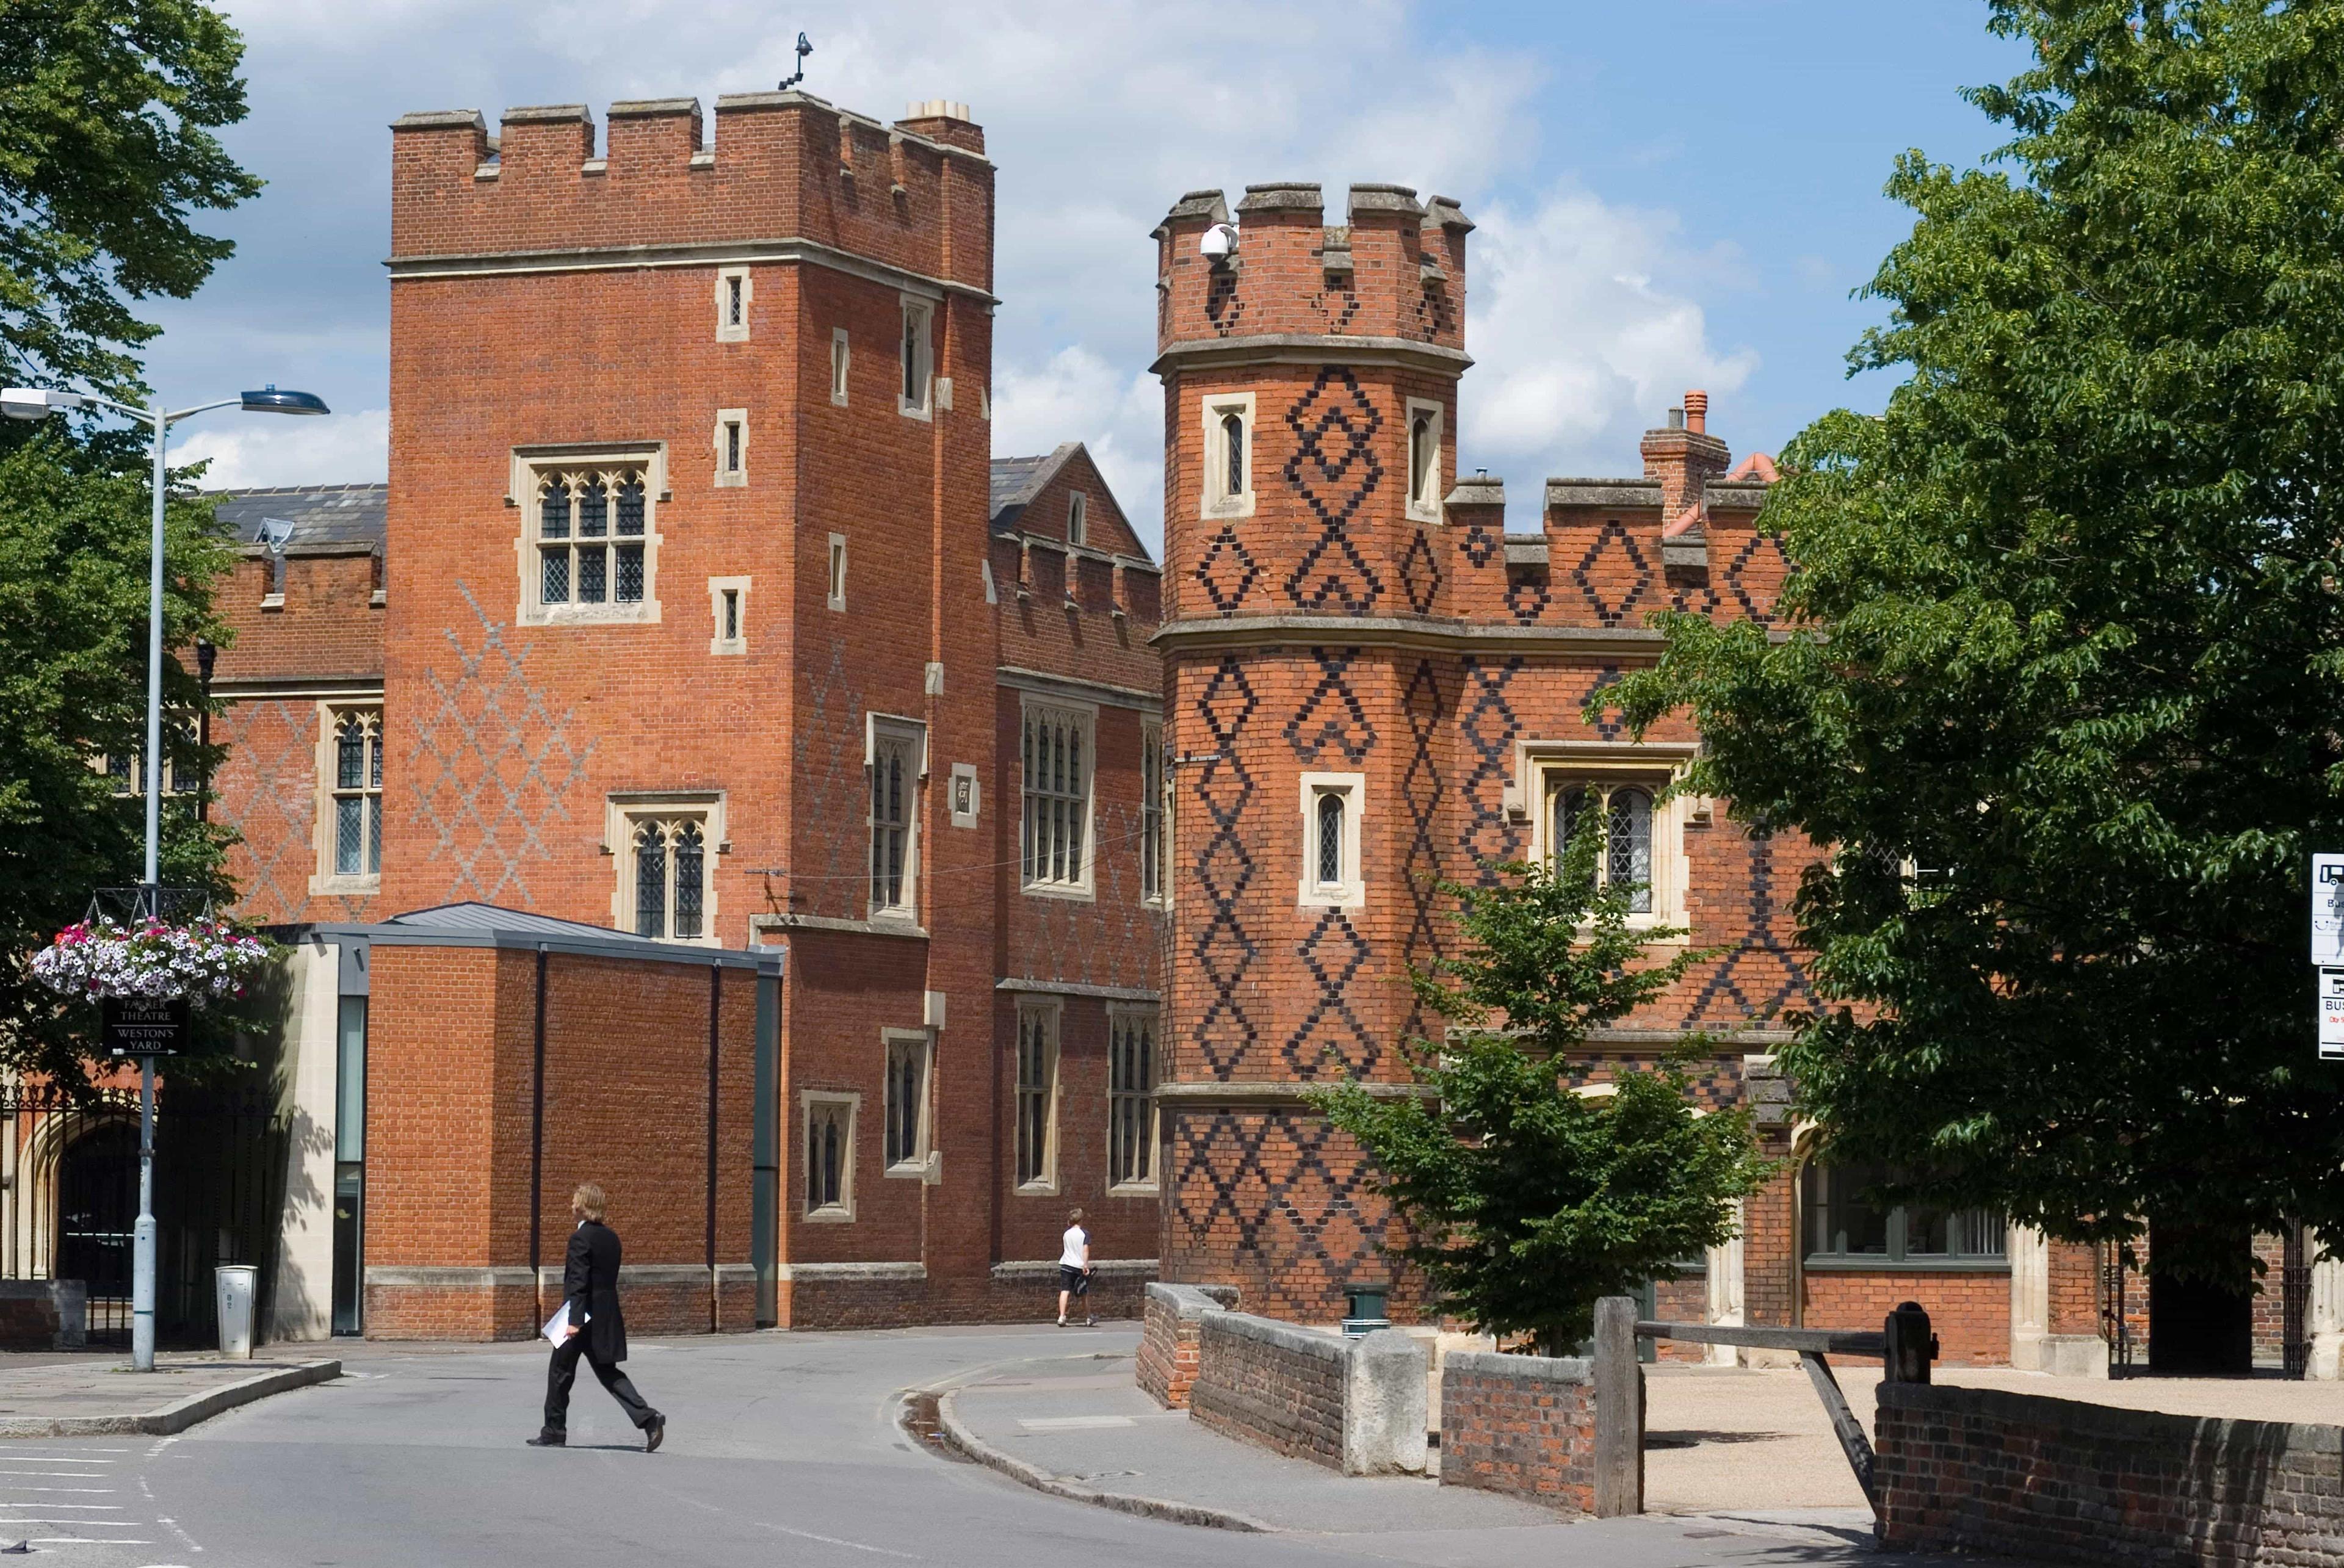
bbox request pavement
[0,1321,2004,1568]
[0,1351,339,1437]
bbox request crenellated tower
[1152,183,1474,1318]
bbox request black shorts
[1059,1265,1089,1294]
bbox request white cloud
[1463,185,1758,497]
[170,408,389,491]
[169,2,1754,541]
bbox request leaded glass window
[1141,724,1167,903]
[1016,1006,1057,1187]
[1020,705,1090,892]
[628,814,709,941]
[806,1098,852,1215]
[328,709,384,880]
[1222,411,1245,500]
[533,465,652,615]
[884,1035,928,1169]
[1315,792,1344,888]
[1550,781,1654,913]
[1109,1010,1157,1187]
[869,726,919,917]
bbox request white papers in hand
[543,1301,571,1343]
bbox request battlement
[389,92,994,293]
[1152,182,1470,355]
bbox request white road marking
[27,1539,153,1546]
[0,1471,108,1478]
[0,1458,116,1465]
[0,1486,118,1493]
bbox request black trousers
[543,1332,656,1435]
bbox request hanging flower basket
[30,917,270,1007]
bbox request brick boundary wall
[1188,1311,1427,1475]
[1876,1382,2344,1566]
[1137,1282,1239,1408]
[1438,1351,1597,1513]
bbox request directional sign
[102,995,186,1057]
[2315,855,2344,966]
[2322,972,2344,1062]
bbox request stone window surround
[1105,1002,1160,1194]
[1404,396,1445,524]
[714,408,747,487]
[603,789,726,946]
[715,266,752,343]
[707,575,750,656]
[309,701,385,897]
[508,444,668,629]
[881,1027,941,1183]
[1014,997,1062,1195]
[1297,771,1365,909]
[1199,391,1256,520]
[1517,738,1699,938]
[801,1089,858,1223]
[899,295,935,421]
[827,533,848,612]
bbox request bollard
[1884,1301,1936,1384]
[1592,1296,1644,1516]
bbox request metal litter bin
[215,1265,257,1359]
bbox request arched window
[1315,792,1345,889]
[634,823,668,939]
[330,709,383,880]
[1223,411,1245,500]
[671,822,704,940]
[1550,781,1652,912]
[1410,412,1435,506]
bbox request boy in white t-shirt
[1056,1208,1093,1327]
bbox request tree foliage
[0,435,238,1080]
[1614,0,2344,1281]
[1311,832,1770,1353]
[0,0,262,402]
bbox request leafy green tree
[1311,832,1770,1354]
[0,0,262,402]
[1614,0,2344,1282]
[0,435,238,1080]
[0,0,260,1078]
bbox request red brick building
[1143,181,2116,1373]
[186,93,2284,1373]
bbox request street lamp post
[195,639,216,825]
[2,383,327,1370]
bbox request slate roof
[385,901,622,938]
[207,482,386,555]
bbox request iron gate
[0,1081,284,1348]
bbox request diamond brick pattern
[1400,526,1441,614]
[1280,367,1385,615]
[1688,827,1819,1024]
[1282,909,1375,1077]
[405,582,594,907]
[1194,521,1263,615]
[1458,655,1524,883]
[1283,648,1375,765]
[1724,530,1787,624]
[1400,660,1446,1042]
[1568,520,1655,626]
[1461,523,1499,569]
[1191,657,1261,1079]
[1171,1109,1384,1317]
[1205,269,1244,336]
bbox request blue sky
[142,0,2031,543]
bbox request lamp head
[1,388,86,421]
[240,385,329,416]
[1198,223,1238,262]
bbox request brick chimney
[1640,388,1731,534]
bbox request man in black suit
[528,1183,666,1451]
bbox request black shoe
[644,1415,665,1454]
[526,1432,565,1448]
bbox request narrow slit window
[722,588,740,643]
[1222,412,1245,500]
[884,1035,929,1169]
[831,331,850,405]
[828,535,847,612]
[1067,493,1087,547]
[1315,792,1344,889]
[726,275,744,328]
[1016,1006,1058,1187]
[725,420,742,474]
[1411,413,1434,504]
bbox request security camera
[1199,223,1238,261]
[259,518,294,553]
